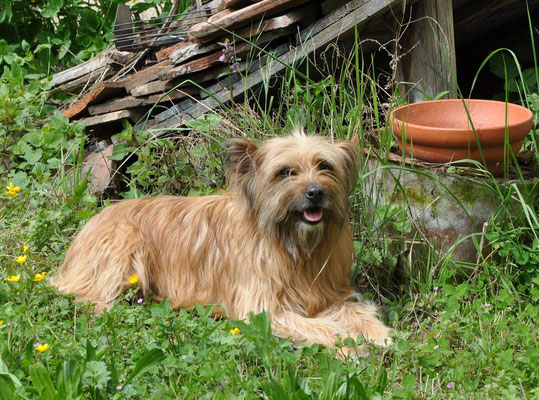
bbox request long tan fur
[52,131,390,352]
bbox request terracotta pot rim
[390,99,533,133]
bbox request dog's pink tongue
[304,208,323,222]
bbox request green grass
[1,21,539,400]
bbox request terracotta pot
[389,99,533,175]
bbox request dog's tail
[51,210,157,312]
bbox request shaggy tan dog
[52,131,390,351]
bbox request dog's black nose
[305,183,325,202]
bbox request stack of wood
[52,0,405,193]
[54,0,404,137]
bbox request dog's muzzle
[296,183,325,225]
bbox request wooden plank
[130,78,199,97]
[153,99,197,124]
[88,91,189,115]
[170,41,221,65]
[62,81,126,119]
[144,90,191,104]
[237,8,312,35]
[149,0,402,129]
[298,0,402,51]
[79,109,145,128]
[119,59,173,93]
[50,48,130,88]
[155,40,192,62]
[88,96,145,115]
[181,62,242,85]
[217,0,264,12]
[53,66,117,96]
[396,0,457,102]
[298,0,368,42]
[50,54,111,88]
[188,0,312,40]
[321,0,350,15]
[160,41,252,80]
[131,80,173,97]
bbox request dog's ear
[225,138,259,177]
[336,140,359,191]
[225,138,260,211]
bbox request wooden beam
[396,0,457,102]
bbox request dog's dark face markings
[227,132,358,255]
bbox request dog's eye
[318,161,333,171]
[277,168,296,179]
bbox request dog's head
[226,129,358,256]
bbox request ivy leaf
[0,39,8,57]
[109,143,132,161]
[184,114,223,134]
[22,130,42,147]
[8,171,29,189]
[80,9,100,34]
[43,128,64,147]
[40,0,64,19]
[24,148,43,165]
[51,111,69,130]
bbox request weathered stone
[82,144,116,194]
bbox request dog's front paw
[366,323,392,347]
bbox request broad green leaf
[24,148,43,164]
[0,355,22,389]
[109,143,132,161]
[82,361,110,390]
[29,364,57,400]
[41,0,64,19]
[122,348,165,388]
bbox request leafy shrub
[0,0,188,72]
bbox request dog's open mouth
[298,208,324,225]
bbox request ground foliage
[1,1,539,399]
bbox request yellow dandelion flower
[23,245,29,254]
[33,272,46,282]
[36,343,50,353]
[6,274,21,283]
[0,320,3,326]
[128,274,138,284]
[230,327,241,335]
[5,182,21,198]
[15,254,28,264]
